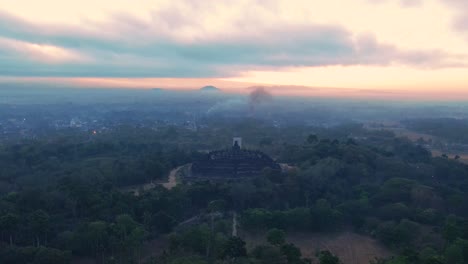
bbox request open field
[365,123,434,142]
[241,231,392,264]
[72,229,391,264]
[431,150,468,163]
[389,128,434,142]
[366,123,468,164]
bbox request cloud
[400,0,423,7]
[375,0,468,39]
[369,0,423,7]
[0,4,466,78]
[0,37,91,64]
[443,0,468,38]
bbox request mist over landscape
[2,85,468,264]
[2,1,468,264]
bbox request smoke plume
[249,87,273,113]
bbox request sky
[0,0,468,99]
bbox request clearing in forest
[242,231,392,264]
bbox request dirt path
[232,212,238,237]
[162,166,181,190]
[121,164,187,195]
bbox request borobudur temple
[191,138,281,178]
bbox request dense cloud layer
[0,0,467,78]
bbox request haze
[2,2,468,264]
[1,0,468,99]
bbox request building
[191,138,281,178]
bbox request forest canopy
[1,123,468,264]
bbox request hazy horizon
[1,0,468,100]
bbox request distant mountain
[200,85,222,92]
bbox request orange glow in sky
[1,0,468,100]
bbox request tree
[34,247,71,264]
[172,226,211,255]
[317,250,340,264]
[267,228,286,246]
[419,247,443,264]
[229,182,256,210]
[29,210,50,247]
[129,226,146,264]
[86,221,108,261]
[260,137,273,147]
[208,200,226,213]
[0,213,19,245]
[113,214,146,262]
[443,215,459,244]
[378,203,410,221]
[221,236,247,260]
[115,214,138,241]
[160,256,208,264]
[263,167,283,183]
[281,243,302,264]
[252,245,287,264]
[394,219,420,246]
[455,239,468,262]
[310,199,342,231]
[147,211,176,234]
[444,244,464,264]
[307,135,318,144]
[416,137,426,145]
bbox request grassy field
[71,229,391,264]
[241,230,392,264]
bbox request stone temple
[191,138,281,178]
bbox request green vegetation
[1,122,468,263]
[404,118,468,143]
